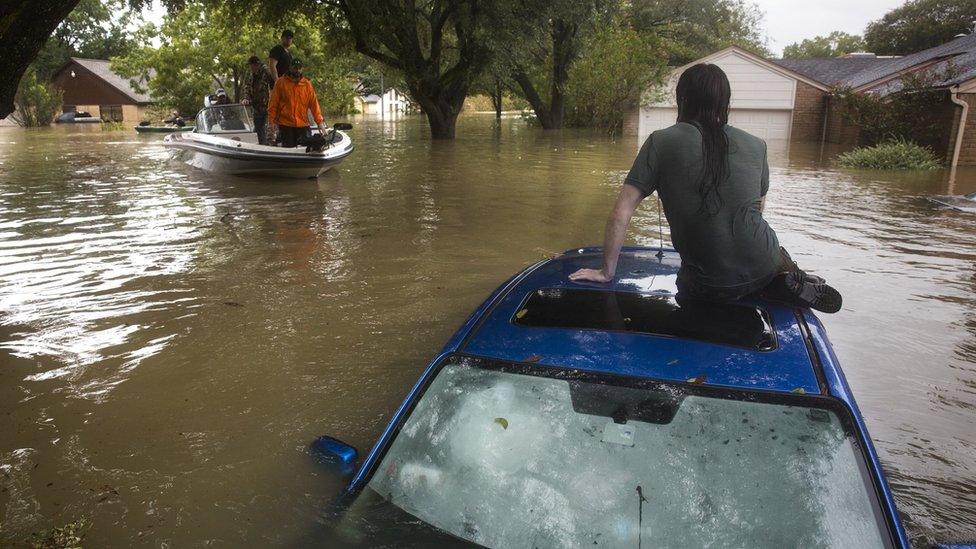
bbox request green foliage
[864,0,976,55]
[565,28,668,133]
[830,65,960,148]
[28,518,90,549]
[782,31,865,59]
[626,0,770,64]
[112,2,357,117]
[32,0,140,79]
[835,139,942,170]
[11,69,63,127]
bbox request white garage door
[728,109,792,141]
[638,107,791,143]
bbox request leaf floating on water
[791,387,807,395]
[516,308,528,319]
[523,354,542,363]
[687,375,706,385]
[494,417,509,430]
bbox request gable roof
[679,46,831,91]
[771,33,976,93]
[60,58,154,104]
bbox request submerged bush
[835,139,942,170]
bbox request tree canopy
[112,2,357,117]
[864,0,976,55]
[626,0,769,64]
[782,31,866,59]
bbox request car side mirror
[311,435,359,475]
[332,123,353,131]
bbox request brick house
[51,58,154,123]
[629,34,976,168]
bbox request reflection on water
[0,117,974,546]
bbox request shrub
[11,69,63,127]
[835,139,942,170]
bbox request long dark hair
[676,64,731,215]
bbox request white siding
[638,49,799,145]
[649,50,796,110]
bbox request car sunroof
[513,288,776,351]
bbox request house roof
[771,33,976,93]
[846,33,976,89]
[680,46,831,91]
[771,57,892,86]
[63,58,154,104]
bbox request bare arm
[269,57,278,80]
[569,184,646,283]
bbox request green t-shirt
[625,122,780,290]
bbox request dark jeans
[676,247,799,304]
[278,125,310,148]
[253,110,268,145]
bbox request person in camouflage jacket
[242,55,276,145]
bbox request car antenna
[655,193,665,260]
[636,485,648,548]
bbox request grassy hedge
[835,139,941,170]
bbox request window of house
[100,105,124,122]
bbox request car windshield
[337,357,891,548]
[194,104,253,133]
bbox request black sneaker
[783,271,843,313]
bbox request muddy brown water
[0,116,974,547]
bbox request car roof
[456,247,823,395]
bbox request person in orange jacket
[267,58,326,147]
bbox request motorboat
[163,103,353,178]
[306,246,949,548]
[135,124,194,133]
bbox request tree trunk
[513,69,555,129]
[408,80,467,139]
[511,19,578,130]
[0,0,82,119]
[492,78,503,119]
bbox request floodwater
[0,116,973,547]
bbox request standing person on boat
[569,64,842,313]
[268,29,294,81]
[268,59,326,148]
[242,55,276,145]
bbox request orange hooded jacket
[268,76,324,128]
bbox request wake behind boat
[163,103,353,179]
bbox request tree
[0,0,82,118]
[32,0,141,79]
[565,27,668,133]
[328,0,504,139]
[782,31,865,59]
[113,2,357,117]
[864,0,976,55]
[498,0,616,130]
[626,0,770,64]
[11,68,64,127]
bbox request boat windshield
[194,104,253,133]
[337,357,892,548]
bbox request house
[632,34,976,168]
[50,58,154,123]
[355,88,410,115]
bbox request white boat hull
[164,130,353,179]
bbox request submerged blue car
[315,247,913,547]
